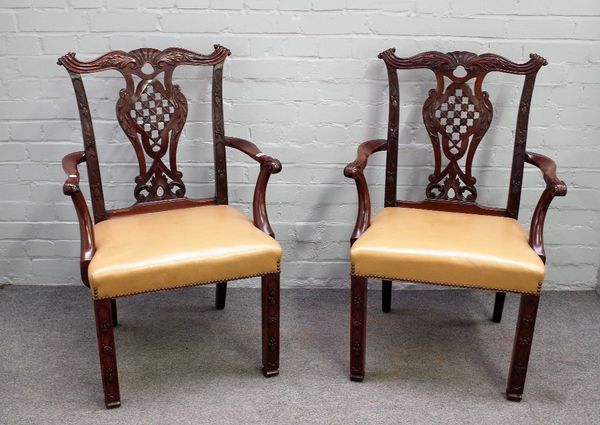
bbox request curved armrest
[62,151,86,195]
[343,139,387,244]
[525,151,567,262]
[224,136,282,237]
[225,136,282,172]
[62,151,95,287]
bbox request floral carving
[118,77,188,203]
[268,289,277,305]
[422,82,492,201]
[59,46,230,206]
[378,49,546,77]
[268,336,278,351]
[380,49,546,205]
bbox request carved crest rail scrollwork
[378,49,546,204]
[58,45,231,204]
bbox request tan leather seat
[351,207,545,294]
[88,205,282,299]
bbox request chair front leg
[506,294,540,401]
[350,276,368,382]
[94,299,121,408]
[261,273,279,377]
[382,280,392,313]
[492,292,506,323]
[215,282,227,310]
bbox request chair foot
[261,273,279,377]
[262,367,279,378]
[492,292,506,323]
[505,392,523,402]
[94,299,121,409]
[506,294,540,402]
[350,372,364,382]
[350,276,367,382]
[105,400,122,409]
[215,282,227,310]
[382,280,392,313]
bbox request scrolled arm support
[62,151,95,287]
[525,151,567,263]
[344,139,387,244]
[62,151,85,195]
[224,136,281,237]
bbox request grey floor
[1,285,599,425]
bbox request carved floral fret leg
[110,299,118,327]
[350,276,368,382]
[93,299,121,408]
[382,280,392,313]
[506,294,540,401]
[261,273,279,377]
[492,292,506,323]
[215,282,227,310]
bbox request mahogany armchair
[59,45,282,408]
[345,49,566,401]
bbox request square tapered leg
[261,273,280,377]
[350,276,368,381]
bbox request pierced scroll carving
[58,45,231,205]
[423,82,493,201]
[116,75,188,202]
[379,49,546,204]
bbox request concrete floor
[1,285,599,424]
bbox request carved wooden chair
[344,49,566,401]
[58,45,282,408]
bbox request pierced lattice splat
[375,49,548,214]
[117,73,188,203]
[424,81,492,201]
[130,83,176,150]
[378,49,547,208]
[435,87,480,147]
[57,45,231,208]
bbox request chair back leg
[110,299,118,326]
[382,280,392,313]
[350,276,368,381]
[215,282,227,310]
[93,299,121,408]
[492,292,506,323]
[506,293,540,401]
[261,273,280,377]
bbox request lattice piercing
[434,88,481,152]
[130,84,176,149]
[423,82,492,202]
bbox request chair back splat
[58,45,232,222]
[378,49,547,218]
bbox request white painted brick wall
[1,1,599,291]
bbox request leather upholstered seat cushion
[88,205,282,299]
[351,207,545,294]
